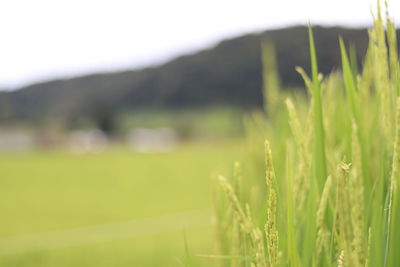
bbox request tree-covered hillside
[0,26,392,127]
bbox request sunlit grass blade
[339,38,370,187]
[349,43,359,76]
[285,144,301,267]
[262,42,281,115]
[295,66,313,96]
[308,25,327,189]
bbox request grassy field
[0,141,244,266]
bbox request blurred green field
[0,141,244,266]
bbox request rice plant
[209,1,400,266]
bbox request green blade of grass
[349,43,359,76]
[262,41,281,115]
[339,37,371,188]
[285,144,301,267]
[308,25,327,189]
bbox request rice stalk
[371,1,393,141]
[385,97,400,266]
[264,140,279,267]
[218,176,267,267]
[385,1,399,96]
[337,250,345,267]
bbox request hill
[0,26,389,128]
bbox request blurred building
[67,129,108,154]
[127,128,178,152]
[0,130,35,151]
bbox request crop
[210,1,400,266]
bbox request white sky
[0,0,399,89]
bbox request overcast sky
[0,0,399,89]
